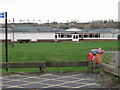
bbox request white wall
[0,32,118,41]
[0,33,14,40]
[0,33,4,39]
[100,33,117,39]
[0,32,55,41]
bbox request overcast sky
[0,0,119,23]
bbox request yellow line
[3,74,22,77]
[75,83,98,88]
[7,85,24,88]
[2,73,85,80]
[2,73,99,88]
[43,84,73,88]
[2,84,12,87]
[2,79,98,88]
[2,79,30,83]
[2,75,97,87]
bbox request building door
[72,34,79,41]
[54,34,58,41]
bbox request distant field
[2,41,118,72]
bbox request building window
[67,34,72,38]
[112,33,116,38]
[84,34,89,38]
[98,34,100,37]
[89,34,93,38]
[58,34,61,37]
[73,35,75,39]
[61,33,64,38]
[95,34,99,38]
[79,34,81,38]
[76,35,78,39]
[55,35,57,38]
[92,34,95,38]
[57,33,72,38]
[79,34,83,38]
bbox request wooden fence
[1,61,119,77]
[101,63,120,77]
[0,61,87,71]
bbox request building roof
[0,26,119,33]
[66,28,82,31]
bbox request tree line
[1,19,119,29]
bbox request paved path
[2,73,105,89]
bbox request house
[0,27,118,43]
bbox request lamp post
[12,18,14,47]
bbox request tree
[58,24,69,29]
[89,21,101,29]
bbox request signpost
[0,12,8,71]
[5,12,8,71]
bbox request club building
[0,27,119,43]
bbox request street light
[12,18,14,47]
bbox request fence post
[39,64,46,72]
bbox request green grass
[2,41,118,62]
[102,53,115,64]
[1,41,118,72]
[46,67,88,72]
[2,67,88,73]
[2,68,39,73]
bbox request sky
[0,0,119,23]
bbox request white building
[0,27,118,43]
